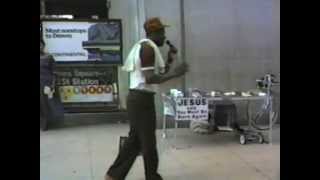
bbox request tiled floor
[40,123,280,180]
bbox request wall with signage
[42,19,122,64]
[41,19,123,112]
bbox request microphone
[166,40,178,54]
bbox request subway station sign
[55,65,118,103]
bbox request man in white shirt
[105,17,188,180]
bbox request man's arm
[140,43,187,84]
[143,70,178,84]
[164,42,178,73]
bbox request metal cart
[161,74,280,145]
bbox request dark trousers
[107,89,162,180]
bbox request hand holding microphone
[166,40,178,64]
[165,40,188,77]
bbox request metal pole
[180,0,186,92]
[247,100,252,130]
[106,0,111,19]
[162,95,167,139]
[267,75,273,145]
[174,121,178,149]
[162,115,167,139]
[40,0,46,15]
[269,95,273,145]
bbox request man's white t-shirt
[129,42,163,93]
